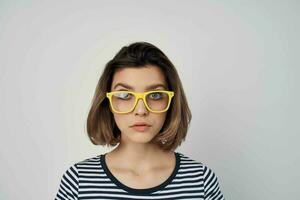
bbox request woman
[55,41,225,199]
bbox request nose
[134,98,149,115]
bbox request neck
[108,139,173,173]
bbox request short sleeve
[55,164,79,200]
[203,165,225,200]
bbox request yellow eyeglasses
[106,90,174,114]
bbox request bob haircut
[86,41,192,151]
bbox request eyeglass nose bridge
[132,92,149,111]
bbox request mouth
[130,124,151,132]
[130,122,151,127]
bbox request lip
[130,122,151,132]
[131,125,150,132]
[131,122,151,127]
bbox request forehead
[111,65,167,91]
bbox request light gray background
[0,1,299,199]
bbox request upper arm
[203,165,225,200]
[55,164,79,200]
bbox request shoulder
[177,151,207,170]
[176,152,225,199]
[75,154,102,166]
[55,155,102,199]
[61,154,102,178]
[59,154,102,186]
[177,152,222,183]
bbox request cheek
[153,113,167,130]
[113,114,128,130]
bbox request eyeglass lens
[111,92,169,112]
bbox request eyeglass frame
[106,90,175,114]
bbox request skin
[105,65,176,188]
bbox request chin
[125,131,156,143]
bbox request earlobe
[161,139,167,144]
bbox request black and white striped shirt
[55,152,225,199]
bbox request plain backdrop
[0,0,299,199]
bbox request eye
[114,92,132,100]
[149,92,163,100]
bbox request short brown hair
[86,41,192,151]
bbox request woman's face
[110,65,168,144]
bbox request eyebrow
[113,82,167,90]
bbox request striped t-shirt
[55,152,225,199]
